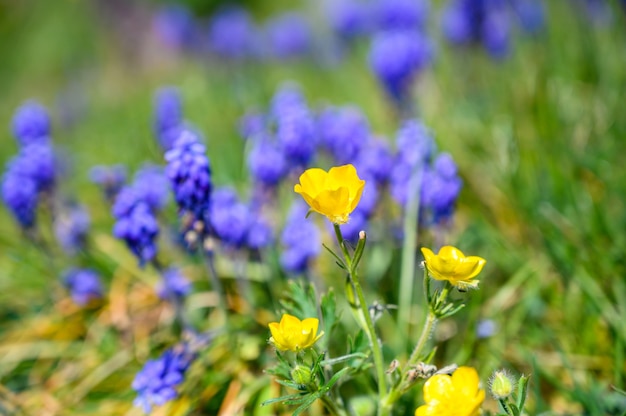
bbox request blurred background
[0,0,625,414]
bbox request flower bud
[291,365,313,386]
[490,369,515,399]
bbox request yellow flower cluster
[294,164,365,225]
[421,246,486,289]
[268,314,324,352]
[415,366,485,416]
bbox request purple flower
[154,87,184,151]
[272,87,317,167]
[55,203,90,254]
[238,112,266,140]
[11,101,50,146]
[246,212,273,250]
[390,120,435,207]
[421,153,463,222]
[373,0,429,31]
[1,169,38,228]
[247,139,287,186]
[354,137,394,183]
[157,267,191,299]
[113,189,159,266]
[208,7,258,59]
[476,319,497,339]
[369,29,433,100]
[64,268,103,306]
[90,164,127,201]
[513,0,545,34]
[11,144,56,192]
[265,13,312,59]
[318,106,370,165]
[152,5,196,51]
[441,0,512,59]
[165,130,212,220]
[327,0,373,39]
[210,188,250,248]
[133,165,170,212]
[396,120,435,166]
[132,346,195,414]
[280,203,321,274]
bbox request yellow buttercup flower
[415,366,485,416]
[421,246,486,289]
[268,314,324,352]
[294,164,365,224]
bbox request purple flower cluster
[280,202,321,274]
[157,267,192,300]
[318,106,370,164]
[326,0,373,41]
[112,166,168,266]
[153,87,185,151]
[132,345,195,413]
[210,187,273,250]
[441,0,544,58]
[389,119,462,223]
[369,29,433,101]
[165,130,212,222]
[155,4,312,62]
[64,268,103,306]
[2,101,56,229]
[245,85,317,187]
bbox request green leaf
[516,374,531,412]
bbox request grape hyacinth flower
[132,345,196,413]
[54,203,90,254]
[354,137,394,184]
[112,187,160,266]
[390,120,435,206]
[210,187,251,249]
[441,0,512,59]
[326,0,373,40]
[157,267,192,300]
[369,29,433,103]
[90,164,127,201]
[165,130,212,222]
[11,100,50,146]
[64,268,103,306]
[238,111,266,140]
[318,106,370,165]
[208,7,258,59]
[420,153,463,223]
[1,169,38,228]
[247,138,287,187]
[152,4,196,51]
[272,86,317,168]
[153,87,185,151]
[133,164,170,213]
[246,211,273,250]
[280,202,321,274]
[373,0,429,31]
[265,13,312,60]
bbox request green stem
[406,312,437,367]
[397,168,422,350]
[320,394,347,416]
[333,224,388,416]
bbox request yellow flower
[420,246,486,289]
[415,366,485,416]
[268,314,324,352]
[294,164,365,224]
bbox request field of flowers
[1,0,625,415]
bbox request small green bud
[490,369,516,399]
[291,365,313,386]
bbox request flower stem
[320,394,347,416]
[397,168,422,350]
[333,224,388,416]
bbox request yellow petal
[438,245,465,260]
[451,367,481,398]
[423,374,454,402]
[297,168,329,197]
